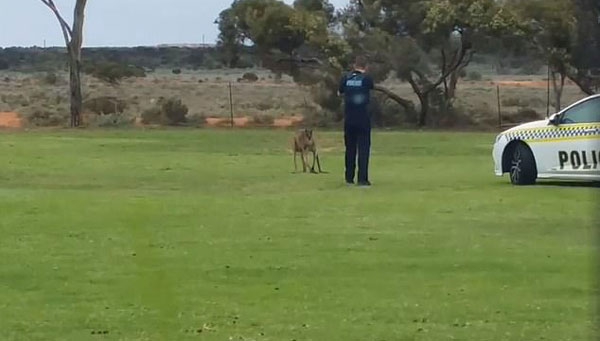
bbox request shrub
[25,106,69,127]
[369,94,405,127]
[303,109,337,128]
[242,72,259,82]
[42,72,59,85]
[187,114,206,127]
[172,68,182,75]
[84,61,146,84]
[2,94,30,107]
[0,59,9,70]
[467,71,482,81]
[141,97,188,126]
[256,100,274,111]
[84,96,128,115]
[141,106,162,125]
[516,108,540,121]
[252,113,274,125]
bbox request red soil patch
[494,80,575,88]
[0,112,22,128]
[274,116,303,128]
[205,115,302,128]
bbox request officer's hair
[354,55,368,69]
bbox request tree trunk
[408,76,428,127]
[447,69,460,99]
[551,70,566,112]
[68,52,82,127]
[40,0,87,127]
[417,92,429,127]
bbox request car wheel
[509,143,537,185]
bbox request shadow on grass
[536,181,600,188]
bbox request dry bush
[252,113,275,125]
[142,97,188,126]
[24,106,69,127]
[84,96,128,115]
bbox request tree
[40,0,88,127]
[293,0,335,24]
[216,8,242,68]
[512,0,575,111]
[339,0,521,126]
[570,0,600,95]
[512,0,599,98]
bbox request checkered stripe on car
[505,126,600,141]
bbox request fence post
[229,82,234,128]
[497,85,502,129]
[546,63,551,118]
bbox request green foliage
[293,0,335,23]
[217,8,243,68]
[231,0,306,55]
[84,61,146,84]
[142,97,188,126]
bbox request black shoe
[357,181,371,187]
[346,180,355,186]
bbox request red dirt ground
[493,80,575,88]
[0,112,22,128]
[205,115,302,128]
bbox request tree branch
[567,70,595,95]
[373,85,414,111]
[40,0,73,48]
[424,46,467,94]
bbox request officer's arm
[338,75,346,96]
[366,76,375,91]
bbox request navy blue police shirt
[339,71,374,128]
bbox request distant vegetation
[0,46,258,72]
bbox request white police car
[493,94,600,185]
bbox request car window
[560,97,600,124]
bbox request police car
[493,94,600,185]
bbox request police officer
[338,56,374,186]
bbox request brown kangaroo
[293,129,323,173]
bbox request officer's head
[353,56,368,72]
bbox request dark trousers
[345,124,371,183]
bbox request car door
[550,97,600,178]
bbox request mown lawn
[0,129,597,340]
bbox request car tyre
[510,143,537,185]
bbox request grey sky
[1,0,349,48]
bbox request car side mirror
[549,114,561,126]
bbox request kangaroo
[293,128,323,173]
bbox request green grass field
[0,129,597,341]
